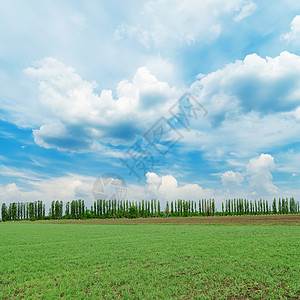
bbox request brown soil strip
[35,215,300,225]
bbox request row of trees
[90,199,161,219]
[1,201,45,221]
[221,198,299,216]
[1,198,299,221]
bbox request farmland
[0,222,299,299]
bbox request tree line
[1,201,45,221]
[1,198,299,221]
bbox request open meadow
[0,222,299,299]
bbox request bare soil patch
[36,214,300,225]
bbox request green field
[0,223,299,299]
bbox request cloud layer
[6,58,180,152]
[181,51,300,163]
[115,0,256,47]
[282,15,300,46]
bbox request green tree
[165,201,169,218]
[1,203,8,221]
[81,200,85,219]
[158,200,161,217]
[65,202,70,219]
[71,200,76,219]
[278,198,282,214]
[51,201,55,219]
[128,206,137,218]
[29,202,35,220]
[55,200,60,219]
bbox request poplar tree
[100,199,103,218]
[60,201,63,219]
[26,203,29,219]
[278,198,282,214]
[1,203,7,221]
[157,200,161,217]
[142,200,145,218]
[65,202,70,219]
[71,201,76,219]
[81,200,85,218]
[282,198,286,214]
[50,201,54,219]
[151,200,154,217]
[165,201,169,217]
[93,201,96,218]
[43,204,45,219]
[34,201,38,219]
[97,200,100,218]
[290,197,295,214]
[29,202,34,220]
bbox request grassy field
[0,223,299,299]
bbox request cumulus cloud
[0,165,293,211]
[114,0,256,47]
[0,168,216,209]
[282,15,300,45]
[221,171,244,186]
[127,163,285,208]
[0,173,94,206]
[9,51,300,161]
[192,51,300,122]
[180,51,300,162]
[221,154,279,197]
[4,51,300,184]
[127,172,215,207]
[246,153,279,195]
[6,50,300,169]
[5,58,182,152]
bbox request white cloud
[192,51,300,120]
[246,154,279,195]
[182,109,300,164]
[221,154,279,198]
[3,51,300,197]
[0,164,38,181]
[145,55,178,84]
[0,170,215,210]
[0,173,94,207]
[221,171,244,186]
[234,2,257,22]
[282,15,300,45]
[115,0,256,47]
[0,166,295,211]
[0,58,182,152]
[181,51,300,162]
[127,162,289,208]
[127,172,215,206]
[7,50,300,162]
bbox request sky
[1,0,300,210]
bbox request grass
[0,223,299,299]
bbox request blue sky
[1,0,300,209]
